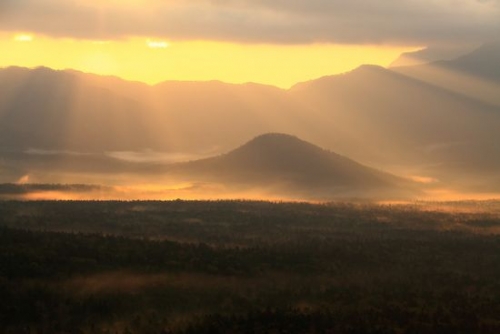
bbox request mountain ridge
[163,133,414,199]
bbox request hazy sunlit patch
[13,34,33,42]
[106,150,209,163]
[146,39,169,49]
[7,181,499,204]
[92,40,111,45]
[395,61,500,107]
[0,181,316,202]
[408,175,439,184]
[80,51,118,75]
[423,188,500,202]
[16,175,30,184]
[19,191,94,201]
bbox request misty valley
[2,200,500,333]
[1,41,500,201]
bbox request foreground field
[1,200,500,333]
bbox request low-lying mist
[1,180,499,204]
[1,133,498,203]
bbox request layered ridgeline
[393,41,500,107]
[0,66,298,153]
[388,44,478,68]
[1,42,499,194]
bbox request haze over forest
[1,0,500,201]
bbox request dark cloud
[1,0,499,45]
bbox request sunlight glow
[0,33,412,88]
[16,175,30,184]
[14,34,33,42]
[92,40,111,45]
[408,175,439,184]
[422,189,500,202]
[395,62,500,107]
[147,40,170,49]
[80,51,118,75]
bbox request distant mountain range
[1,41,499,196]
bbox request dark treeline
[2,200,498,245]
[1,200,500,333]
[0,183,103,195]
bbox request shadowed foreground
[1,200,500,333]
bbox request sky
[1,0,499,87]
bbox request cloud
[0,0,499,45]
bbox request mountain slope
[393,41,500,107]
[443,41,500,81]
[0,67,154,152]
[290,64,500,181]
[0,66,305,154]
[165,133,414,199]
[389,45,476,68]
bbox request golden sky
[1,32,411,88]
[1,0,498,87]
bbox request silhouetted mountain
[0,66,153,152]
[394,41,500,107]
[166,133,414,199]
[443,41,500,81]
[0,66,303,154]
[291,65,500,179]
[389,45,476,68]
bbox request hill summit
[167,133,411,199]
